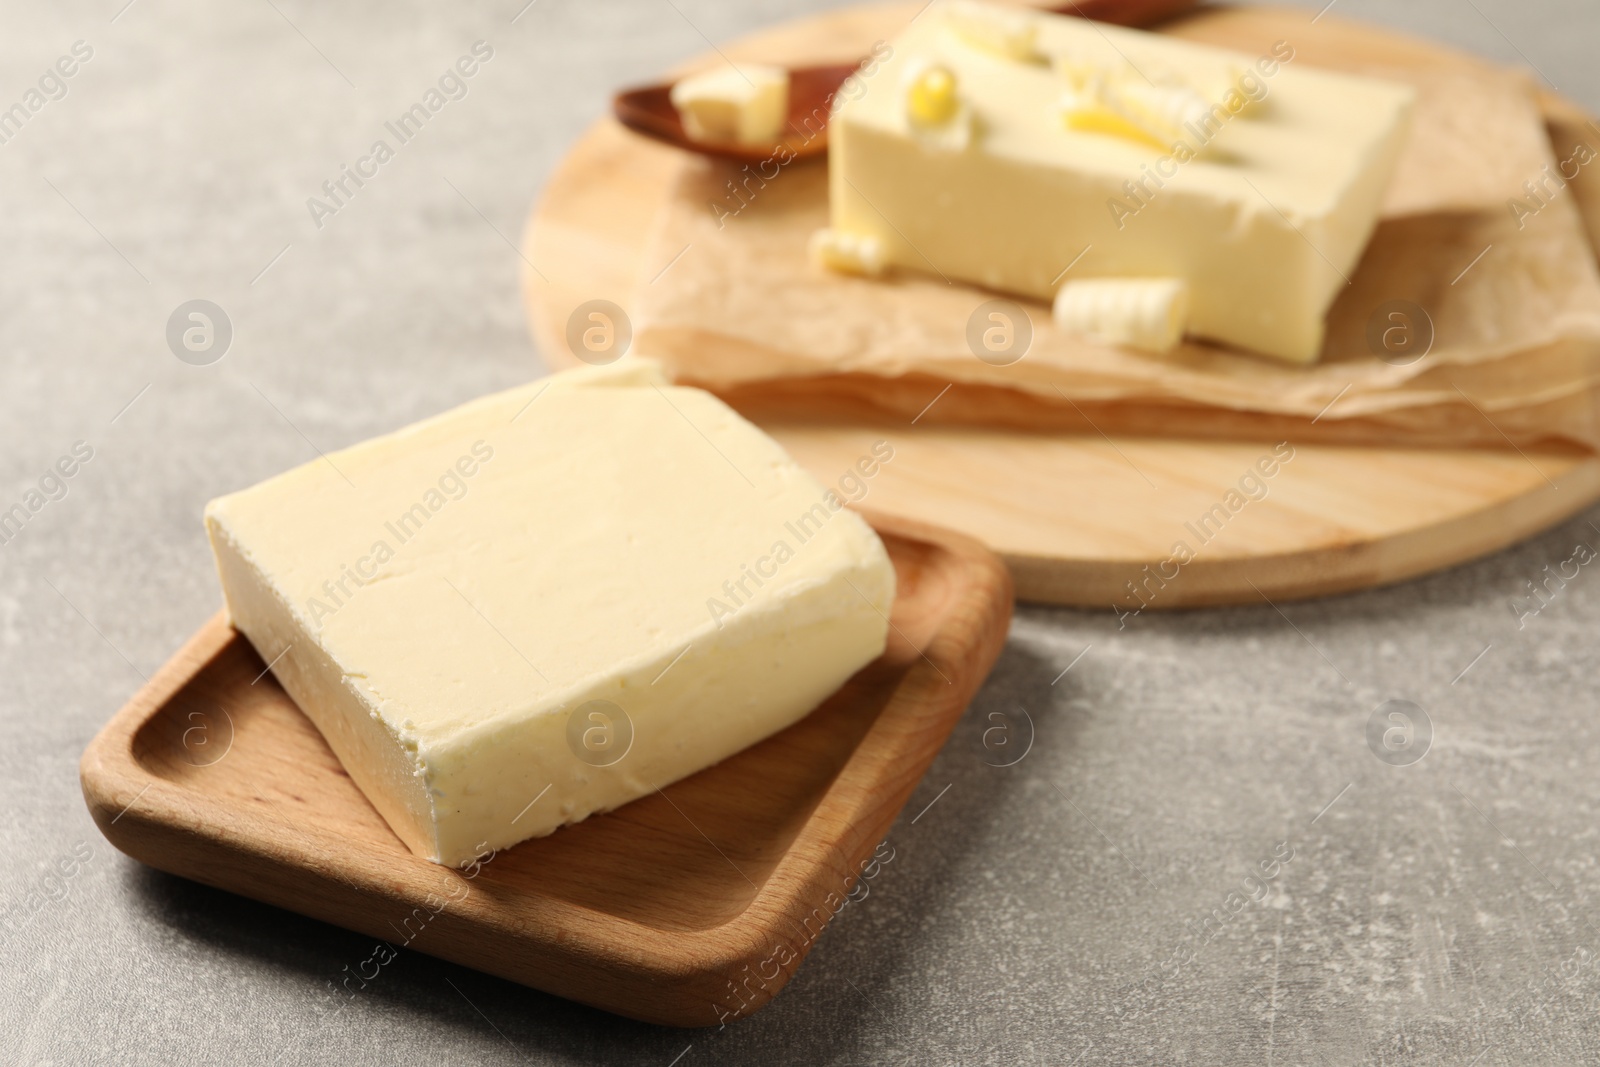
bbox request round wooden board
[520,1,1600,609]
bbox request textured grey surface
[4,0,1600,1064]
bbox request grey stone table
[4,0,1599,1063]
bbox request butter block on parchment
[828,0,1414,363]
[632,22,1600,451]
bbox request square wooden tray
[79,512,1011,1027]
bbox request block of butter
[204,360,895,866]
[826,0,1415,363]
[670,64,789,146]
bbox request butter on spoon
[669,64,790,147]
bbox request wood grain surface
[521,2,1600,610]
[79,513,1013,1027]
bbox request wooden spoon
[612,0,1203,165]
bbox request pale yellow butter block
[670,64,789,146]
[828,0,1415,363]
[204,360,894,866]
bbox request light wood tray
[521,2,1600,609]
[79,514,1011,1028]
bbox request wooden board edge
[1004,452,1600,607]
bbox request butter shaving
[1053,57,1219,150]
[901,58,973,151]
[1053,278,1190,353]
[945,0,1039,62]
[809,228,887,277]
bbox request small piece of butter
[907,62,961,126]
[945,0,1038,61]
[204,359,896,866]
[1055,62,1213,151]
[1059,86,1166,150]
[810,228,888,277]
[1054,277,1190,353]
[1100,77,1214,149]
[670,64,789,146]
[902,59,973,151]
